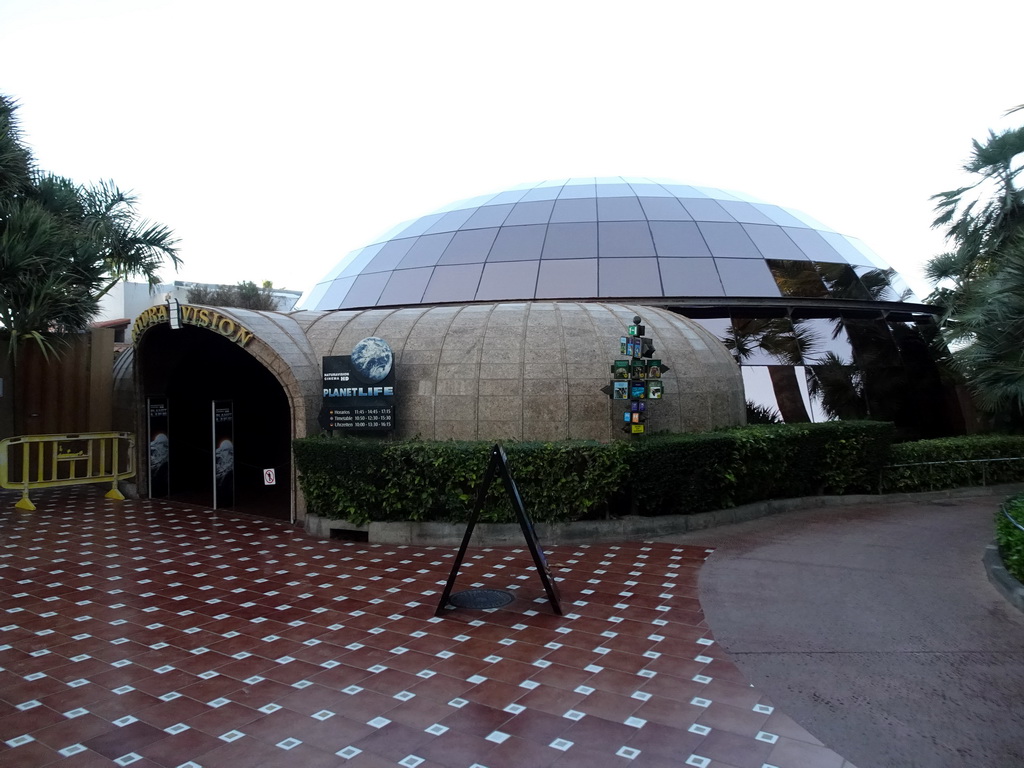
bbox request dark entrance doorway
[138,324,291,520]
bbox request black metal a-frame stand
[435,444,563,616]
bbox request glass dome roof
[299,177,919,311]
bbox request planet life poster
[147,397,169,498]
[212,400,234,509]
[319,336,396,432]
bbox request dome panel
[299,178,916,311]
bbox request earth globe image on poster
[351,337,393,383]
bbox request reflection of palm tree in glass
[810,265,918,422]
[806,352,867,420]
[725,316,813,422]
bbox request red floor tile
[0,488,852,768]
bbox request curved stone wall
[291,301,744,441]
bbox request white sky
[2,0,1021,300]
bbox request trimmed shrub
[293,437,630,526]
[294,421,896,524]
[880,435,1024,493]
[997,493,1024,583]
[629,421,895,516]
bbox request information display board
[604,316,669,435]
[319,337,396,432]
[147,397,170,498]
[212,400,234,509]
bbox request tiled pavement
[0,488,853,768]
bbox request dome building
[124,178,963,520]
[301,177,957,432]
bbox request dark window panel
[766,260,828,298]
[504,199,554,226]
[784,227,845,262]
[716,258,782,296]
[363,238,418,273]
[423,208,477,235]
[437,228,499,265]
[550,197,598,223]
[638,197,692,221]
[597,196,645,221]
[599,221,656,257]
[729,316,798,365]
[816,263,872,300]
[650,221,712,257]
[659,257,724,296]
[536,258,598,299]
[397,232,456,269]
[852,266,902,302]
[796,317,854,365]
[743,224,808,261]
[688,316,732,345]
[680,198,734,222]
[487,224,547,262]
[740,366,783,415]
[476,260,540,301]
[698,222,762,259]
[842,318,899,370]
[887,271,919,302]
[719,201,776,225]
[462,204,515,230]
[377,267,433,306]
[598,257,662,297]
[542,222,598,259]
[341,271,391,308]
[422,263,485,303]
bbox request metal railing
[880,456,1024,493]
[0,432,135,511]
[1001,504,1024,534]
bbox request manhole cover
[448,589,514,610]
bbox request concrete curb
[304,482,1024,546]
[984,541,1024,614]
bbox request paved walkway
[656,491,1024,768]
[0,487,851,768]
[1,486,1021,767]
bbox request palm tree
[926,117,1024,423]
[1,94,180,359]
[927,124,1024,334]
[949,238,1024,421]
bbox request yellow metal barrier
[0,432,135,511]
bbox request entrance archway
[137,323,292,519]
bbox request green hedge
[997,494,1024,583]
[628,421,895,516]
[880,435,1024,493]
[293,437,630,526]
[294,421,895,525]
